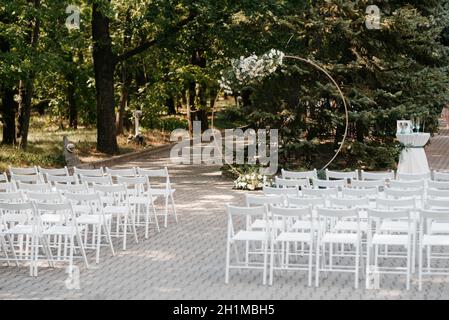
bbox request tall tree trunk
[67,75,77,129]
[17,0,40,150]
[188,50,209,132]
[1,86,17,145]
[92,2,119,154]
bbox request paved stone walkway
[2,131,449,300]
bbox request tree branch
[114,11,197,65]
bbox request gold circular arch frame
[211,55,349,175]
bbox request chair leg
[144,205,150,239]
[418,240,423,291]
[170,192,178,224]
[103,223,115,257]
[406,243,411,291]
[355,243,360,289]
[308,241,313,287]
[122,214,128,251]
[269,240,275,286]
[76,232,89,269]
[262,240,268,285]
[225,239,231,284]
[315,241,320,287]
[96,224,101,264]
[164,196,169,228]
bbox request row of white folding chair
[0,201,89,277]
[433,170,449,181]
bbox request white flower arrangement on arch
[219,49,285,94]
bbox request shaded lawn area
[0,116,170,172]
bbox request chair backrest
[376,198,416,209]
[427,188,449,199]
[74,167,104,178]
[11,173,43,184]
[384,187,424,199]
[245,194,284,207]
[311,179,345,189]
[367,208,410,221]
[317,207,359,219]
[38,167,69,177]
[329,197,370,208]
[433,171,449,182]
[428,180,449,190]
[389,179,425,189]
[271,205,313,230]
[426,198,449,210]
[25,191,62,203]
[79,174,112,186]
[116,176,149,196]
[302,187,338,198]
[342,187,378,198]
[227,205,268,234]
[420,209,449,222]
[93,184,128,205]
[287,195,326,208]
[106,167,137,178]
[64,191,102,214]
[0,202,35,225]
[396,172,431,181]
[325,169,358,181]
[0,191,25,203]
[360,170,394,181]
[263,186,299,197]
[34,202,75,225]
[137,167,171,189]
[46,174,78,185]
[9,166,38,175]
[0,182,16,192]
[55,182,89,194]
[281,169,318,180]
[275,177,309,188]
[17,182,52,193]
[0,172,8,183]
[350,179,384,189]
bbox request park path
[2,133,449,300]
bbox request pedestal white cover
[396,133,430,174]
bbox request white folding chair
[36,202,89,276]
[0,182,16,192]
[55,182,90,195]
[269,205,314,286]
[425,198,449,235]
[17,182,52,193]
[419,209,449,291]
[45,174,78,186]
[428,180,449,190]
[38,167,69,178]
[287,196,326,209]
[137,167,177,228]
[390,179,425,190]
[427,188,449,199]
[11,173,43,186]
[105,167,137,178]
[225,205,270,285]
[433,171,449,182]
[64,192,115,264]
[25,192,65,227]
[325,169,358,185]
[0,202,52,276]
[350,179,385,190]
[246,194,284,230]
[281,169,318,180]
[366,209,412,290]
[0,173,8,183]
[384,187,424,201]
[74,167,105,178]
[117,175,160,238]
[360,170,394,181]
[9,166,38,176]
[315,207,362,288]
[0,191,25,203]
[342,187,378,199]
[275,177,309,190]
[311,179,345,190]
[302,187,338,198]
[397,172,431,181]
[93,184,138,250]
[263,186,299,197]
[79,174,112,188]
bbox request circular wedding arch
[211,54,350,173]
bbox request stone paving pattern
[1,125,449,300]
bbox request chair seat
[129,196,158,204]
[251,219,283,230]
[72,205,93,213]
[3,224,34,235]
[103,206,129,214]
[77,214,111,225]
[379,221,410,233]
[41,214,64,224]
[334,221,368,232]
[372,234,409,246]
[232,231,269,242]
[423,235,449,246]
[321,233,358,244]
[431,222,449,234]
[149,188,175,196]
[43,225,84,236]
[276,232,312,243]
